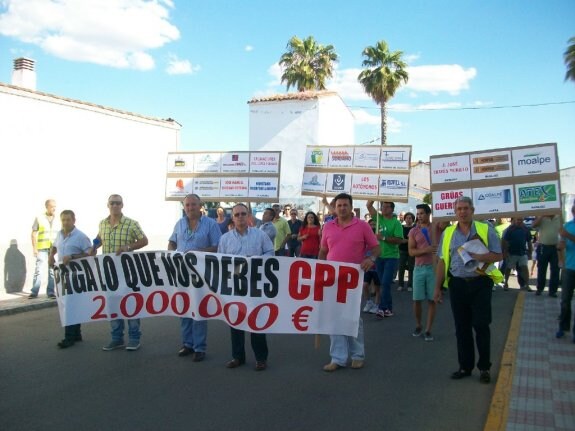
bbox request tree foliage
[279,36,338,92]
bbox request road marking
[484,291,525,431]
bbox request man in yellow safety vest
[433,196,503,384]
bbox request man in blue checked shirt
[168,194,222,362]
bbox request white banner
[54,251,363,337]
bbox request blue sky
[1,0,574,167]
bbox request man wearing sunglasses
[168,194,222,362]
[93,194,148,352]
[218,203,275,371]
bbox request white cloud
[245,45,254,52]
[329,67,368,100]
[267,62,282,86]
[0,0,180,70]
[405,65,477,95]
[352,108,402,133]
[390,102,462,112]
[166,54,200,75]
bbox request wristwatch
[370,255,377,262]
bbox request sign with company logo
[165,151,281,201]
[167,153,195,174]
[191,178,220,198]
[326,173,350,194]
[378,174,409,198]
[430,143,560,221]
[165,177,194,198]
[351,174,379,196]
[515,180,560,211]
[305,147,328,168]
[249,178,279,198]
[430,154,471,183]
[512,145,557,176]
[353,147,381,169]
[302,172,327,193]
[471,150,513,180]
[249,152,280,173]
[328,147,354,168]
[194,153,221,173]
[302,145,412,202]
[431,189,472,218]
[380,147,411,170]
[221,153,250,173]
[473,186,515,214]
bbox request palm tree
[279,36,338,92]
[358,41,408,145]
[564,36,575,83]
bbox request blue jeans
[30,249,54,296]
[181,318,207,352]
[376,258,398,311]
[110,319,141,342]
[329,318,365,366]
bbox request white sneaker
[369,304,379,314]
[363,300,374,313]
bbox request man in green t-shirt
[367,201,404,319]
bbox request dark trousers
[559,268,575,332]
[537,244,560,294]
[449,276,493,371]
[230,327,268,362]
[398,250,414,287]
[64,324,82,340]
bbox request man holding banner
[218,203,275,371]
[319,193,379,371]
[95,194,149,352]
[168,194,222,362]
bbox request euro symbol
[292,306,313,331]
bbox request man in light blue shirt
[48,210,92,349]
[168,194,222,362]
[218,203,274,371]
[259,207,277,243]
[557,204,575,341]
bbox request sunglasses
[233,212,247,217]
[109,201,123,206]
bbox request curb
[483,291,525,431]
[0,298,58,317]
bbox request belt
[452,276,483,282]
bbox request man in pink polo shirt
[318,193,380,371]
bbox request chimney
[12,57,36,90]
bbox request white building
[248,91,354,203]
[0,59,180,293]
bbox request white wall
[249,92,354,200]
[0,84,181,293]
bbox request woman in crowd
[397,212,415,291]
[298,211,321,259]
[215,206,230,235]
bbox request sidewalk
[0,290,57,315]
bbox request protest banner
[54,251,364,337]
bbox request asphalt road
[0,285,518,431]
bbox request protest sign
[54,251,364,337]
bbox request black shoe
[192,352,206,362]
[178,346,194,357]
[549,293,558,298]
[57,339,75,349]
[479,370,491,384]
[535,291,542,296]
[28,294,38,299]
[74,335,83,342]
[226,358,245,368]
[255,361,267,371]
[48,294,57,299]
[451,369,472,380]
